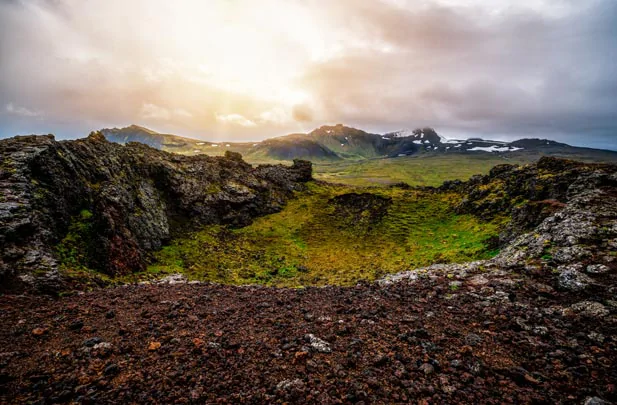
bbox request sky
[0,0,616,149]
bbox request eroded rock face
[450,157,617,240]
[438,157,617,278]
[383,157,616,314]
[0,133,312,290]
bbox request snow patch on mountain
[468,145,523,153]
[388,129,416,138]
[391,129,463,145]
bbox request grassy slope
[143,182,505,286]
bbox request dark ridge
[0,133,312,292]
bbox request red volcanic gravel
[0,275,615,404]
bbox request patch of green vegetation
[53,208,119,289]
[148,182,507,286]
[205,183,222,194]
[56,209,94,270]
[1,157,17,174]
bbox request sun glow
[143,0,325,110]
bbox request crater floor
[1,267,615,404]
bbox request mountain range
[100,124,617,163]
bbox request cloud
[173,108,193,118]
[5,102,41,117]
[0,0,616,148]
[294,0,617,147]
[215,113,257,127]
[141,103,171,120]
[140,103,194,121]
[258,107,290,125]
[292,104,313,122]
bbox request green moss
[205,183,222,194]
[147,182,507,286]
[55,209,94,271]
[1,158,17,174]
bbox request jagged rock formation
[383,157,617,297]
[443,157,617,245]
[0,133,312,291]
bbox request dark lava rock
[419,363,434,375]
[83,337,103,347]
[104,364,119,376]
[584,397,611,405]
[464,333,483,346]
[68,320,84,330]
[0,133,312,291]
[449,156,617,237]
[0,275,616,404]
[558,267,593,292]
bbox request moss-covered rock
[0,133,312,291]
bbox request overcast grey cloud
[0,0,616,149]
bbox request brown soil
[1,271,615,404]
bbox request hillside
[145,183,504,286]
[99,125,256,157]
[99,125,182,149]
[250,134,341,161]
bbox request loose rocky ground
[1,267,615,404]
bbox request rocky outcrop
[384,156,617,310]
[0,133,312,291]
[442,157,617,242]
[491,164,617,273]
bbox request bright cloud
[5,103,40,118]
[141,103,171,121]
[215,113,257,127]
